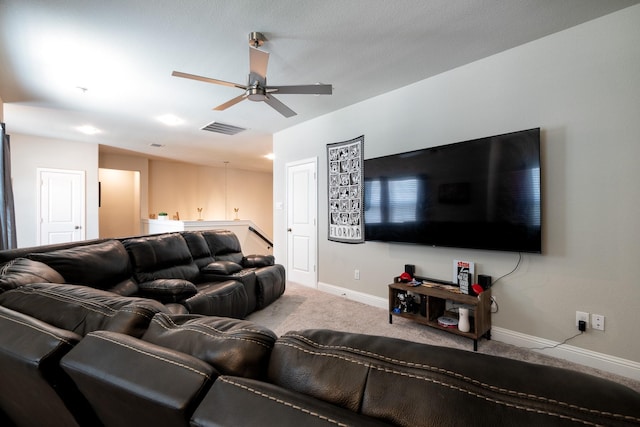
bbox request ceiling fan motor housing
[249,32,265,48]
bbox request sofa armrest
[198,268,258,313]
[201,260,243,275]
[242,254,275,268]
[191,376,391,427]
[137,279,197,303]
[255,264,286,309]
[61,330,217,427]
[0,306,99,427]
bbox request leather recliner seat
[123,233,250,318]
[195,230,286,311]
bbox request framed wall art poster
[327,135,364,243]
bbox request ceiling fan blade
[249,47,269,81]
[267,84,333,95]
[264,94,296,118]
[172,71,246,90]
[213,94,247,111]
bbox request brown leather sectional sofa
[1,231,640,426]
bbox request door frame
[285,157,318,288]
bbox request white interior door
[38,168,86,244]
[286,159,317,288]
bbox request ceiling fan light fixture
[246,86,267,102]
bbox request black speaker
[478,274,492,290]
[404,264,415,277]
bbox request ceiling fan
[172,32,332,118]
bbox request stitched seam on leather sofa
[218,377,349,427]
[9,287,118,314]
[0,311,77,346]
[277,340,639,425]
[283,334,638,422]
[151,317,275,349]
[9,287,159,321]
[158,315,274,338]
[90,333,212,379]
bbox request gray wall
[273,6,640,363]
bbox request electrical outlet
[592,314,605,331]
[354,269,360,280]
[576,311,589,329]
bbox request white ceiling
[1,0,638,172]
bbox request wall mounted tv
[363,128,541,253]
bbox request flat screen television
[363,128,541,253]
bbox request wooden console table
[388,280,491,351]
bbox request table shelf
[388,279,491,351]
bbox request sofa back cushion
[181,231,215,269]
[269,329,640,427]
[123,233,200,283]
[0,283,167,338]
[142,312,277,379]
[27,240,133,291]
[201,230,244,264]
[0,258,65,293]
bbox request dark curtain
[0,123,17,250]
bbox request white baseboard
[317,282,388,309]
[316,282,640,382]
[491,327,640,381]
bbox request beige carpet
[247,281,640,393]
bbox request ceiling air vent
[201,121,246,136]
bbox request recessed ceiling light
[265,153,275,160]
[76,125,101,135]
[157,114,184,126]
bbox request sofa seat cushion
[0,258,65,292]
[137,279,198,303]
[142,313,277,379]
[183,281,248,319]
[191,376,392,427]
[61,330,216,427]
[269,330,640,427]
[0,283,167,338]
[27,240,133,291]
[124,233,200,283]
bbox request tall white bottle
[458,307,470,333]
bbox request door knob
[287,228,292,232]
[75,226,82,229]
